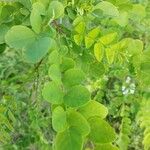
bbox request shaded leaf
[54,127,83,150]
[62,68,85,87]
[24,36,52,63]
[64,85,90,108]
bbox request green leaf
[54,127,83,150]
[130,4,146,21]
[0,25,9,44]
[74,22,85,34]
[24,36,52,63]
[85,37,94,49]
[74,34,83,46]
[48,1,64,19]
[106,47,116,64]
[85,27,100,48]
[30,10,42,34]
[18,0,32,9]
[114,11,129,27]
[88,27,100,39]
[52,106,67,132]
[48,64,61,83]
[5,25,35,49]
[127,39,143,55]
[37,0,50,7]
[60,57,75,72]
[94,42,104,62]
[42,81,63,104]
[94,1,119,17]
[89,62,105,78]
[48,50,61,65]
[62,68,85,87]
[99,32,117,45]
[88,116,116,143]
[78,100,108,119]
[32,1,45,14]
[67,110,90,136]
[30,2,45,33]
[95,143,119,150]
[64,85,90,108]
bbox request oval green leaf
[42,81,63,104]
[78,100,108,119]
[5,25,35,49]
[62,68,85,87]
[24,37,52,63]
[48,1,64,19]
[52,106,67,132]
[88,116,116,143]
[54,127,83,150]
[67,110,90,136]
[64,85,90,108]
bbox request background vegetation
[0,0,150,150]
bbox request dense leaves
[0,0,150,149]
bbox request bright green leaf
[32,2,45,14]
[88,27,100,39]
[114,11,129,27]
[48,50,61,65]
[30,2,45,33]
[106,47,116,64]
[88,116,116,143]
[99,32,117,45]
[67,110,90,136]
[48,1,64,19]
[78,100,108,119]
[94,42,104,62]
[42,81,63,104]
[48,64,61,83]
[74,22,85,34]
[74,34,83,45]
[130,4,146,21]
[94,1,119,17]
[52,106,67,132]
[85,36,94,49]
[127,39,143,55]
[85,27,100,48]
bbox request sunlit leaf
[42,81,63,104]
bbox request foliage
[0,0,150,150]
